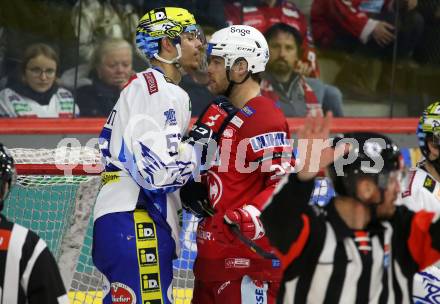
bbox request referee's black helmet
[328,132,402,198]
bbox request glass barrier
[0,0,438,118]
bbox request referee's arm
[261,173,315,260]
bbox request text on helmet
[230,27,251,36]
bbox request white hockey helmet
[207,25,269,74]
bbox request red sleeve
[408,211,440,270]
[329,0,370,39]
[239,100,294,211]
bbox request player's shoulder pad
[123,69,188,99]
[402,167,434,198]
[236,95,288,137]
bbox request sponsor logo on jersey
[164,109,177,126]
[222,128,235,139]
[240,105,255,117]
[136,222,156,240]
[230,116,243,128]
[9,94,20,102]
[141,273,160,292]
[101,172,120,186]
[59,91,72,99]
[241,276,268,304]
[217,281,231,295]
[207,171,223,207]
[111,282,136,303]
[144,72,158,95]
[139,247,158,266]
[196,229,212,241]
[250,132,289,152]
[225,258,250,269]
[272,259,281,268]
[424,176,436,193]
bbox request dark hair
[251,72,263,84]
[264,22,303,50]
[21,43,59,75]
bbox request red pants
[192,275,280,304]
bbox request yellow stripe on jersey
[134,209,164,303]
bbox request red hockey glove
[184,96,238,164]
[224,205,265,241]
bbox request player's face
[207,56,229,95]
[96,47,132,89]
[267,31,298,76]
[23,55,57,93]
[375,171,402,219]
[179,31,204,73]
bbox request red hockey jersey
[194,95,294,282]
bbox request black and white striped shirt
[261,174,440,303]
[0,214,68,303]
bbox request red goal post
[0,117,419,135]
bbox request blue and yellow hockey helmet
[136,7,204,64]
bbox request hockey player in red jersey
[180,25,294,303]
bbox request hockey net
[6,147,198,304]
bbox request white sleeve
[100,71,198,194]
[0,89,17,117]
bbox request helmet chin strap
[153,43,183,69]
[223,68,251,97]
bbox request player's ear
[160,37,175,56]
[231,59,248,78]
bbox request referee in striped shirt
[0,143,68,303]
[261,113,440,303]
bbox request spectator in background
[72,0,138,62]
[262,23,344,116]
[415,0,440,65]
[311,0,423,58]
[75,38,133,117]
[224,0,320,78]
[0,43,77,118]
[0,0,76,83]
[311,0,424,97]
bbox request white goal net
[6,147,198,304]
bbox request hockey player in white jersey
[92,7,237,304]
[401,101,440,303]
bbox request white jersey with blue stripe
[94,67,197,251]
[400,163,440,303]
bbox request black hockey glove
[184,96,238,164]
[180,180,216,218]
